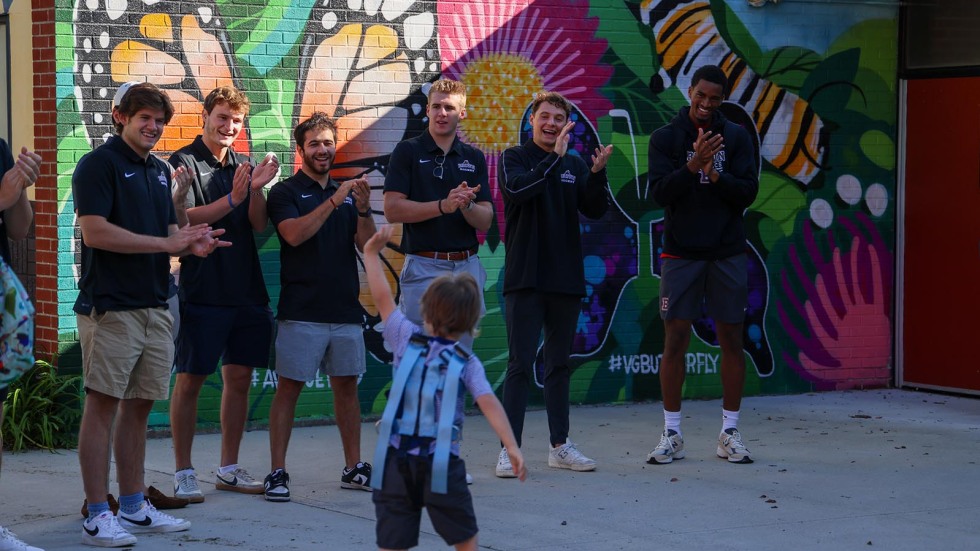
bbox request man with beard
[263,112,375,501]
[646,64,759,465]
[167,86,280,502]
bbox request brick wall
[42,1,900,428]
[31,0,58,364]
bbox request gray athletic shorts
[273,320,366,382]
[659,254,747,324]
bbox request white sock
[722,409,739,432]
[664,409,682,437]
[218,464,239,475]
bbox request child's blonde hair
[419,273,480,338]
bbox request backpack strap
[429,343,470,494]
[370,333,429,491]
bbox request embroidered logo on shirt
[158,173,169,186]
[124,172,136,178]
[457,160,476,173]
[301,194,313,198]
[419,159,432,164]
[560,170,576,184]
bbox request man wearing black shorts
[263,112,375,501]
[0,137,41,551]
[646,64,759,465]
[167,86,281,502]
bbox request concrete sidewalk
[1,389,978,550]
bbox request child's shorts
[373,449,477,548]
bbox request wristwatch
[465,200,475,211]
[358,209,372,218]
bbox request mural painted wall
[53,0,898,427]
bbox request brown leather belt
[412,247,479,261]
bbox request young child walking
[363,226,526,551]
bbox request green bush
[1,360,82,451]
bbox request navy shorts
[372,450,477,548]
[174,303,274,375]
[659,254,748,324]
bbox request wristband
[227,193,236,209]
[329,195,339,209]
[358,209,372,218]
[437,199,445,215]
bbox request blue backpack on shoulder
[371,333,470,494]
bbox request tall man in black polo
[263,112,375,501]
[73,82,226,547]
[167,86,280,502]
[383,78,492,348]
[497,91,612,475]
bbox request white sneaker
[216,466,264,494]
[647,429,685,464]
[81,511,137,548]
[117,502,191,533]
[495,447,516,478]
[717,428,754,463]
[548,440,597,472]
[465,472,474,485]
[174,470,205,503]
[0,526,44,551]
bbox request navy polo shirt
[73,136,178,314]
[169,136,268,306]
[267,171,361,324]
[383,131,490,254]
[0,139,16,263]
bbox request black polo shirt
[169,136,268,306]
[267,171,361,323]
[72,136,177,314]
[383,131,490,253]
[0,139,16,263]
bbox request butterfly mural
[636,0,829,187]
[518,102,639,388]
[70,0,442,373]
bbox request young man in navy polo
[263,112,375,501]
[73,82,227,547]
[383,79,493,350]
[167,86,280,502]
[497,91,613,476]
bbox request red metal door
[902,78,980,393]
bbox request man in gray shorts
[646,64,760,465]
[263,112,376,501]
[382,78,492,349]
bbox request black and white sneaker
[340,462,372,491]
[264,469,291,502]
[117,502,190,533]
[81,511,137,547]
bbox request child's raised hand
[364,225,393,256]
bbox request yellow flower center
[459,53,545,155]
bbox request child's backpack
[372,333,470,494]
[0,257,35,389]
